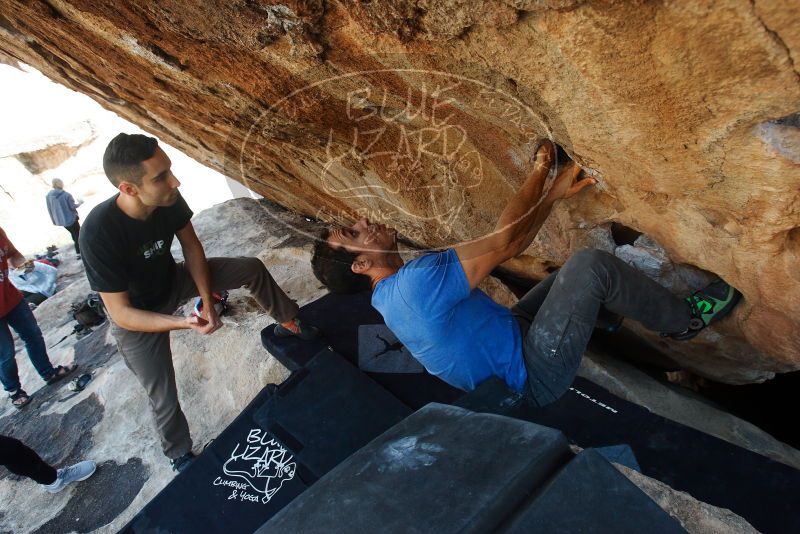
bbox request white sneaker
[41,460,96,493]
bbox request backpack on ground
[71,293,106,327]
[49,294,107,349]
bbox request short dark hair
[311,229,372,294]
[102,133,159,186]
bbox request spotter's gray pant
[512,249,690,406]
[112,257,298,459]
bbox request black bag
[72,293,106,327]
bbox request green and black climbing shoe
[668,279,742,341]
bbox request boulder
[615,464,758,534]
[578,350,800,471]
[6,121,96,174]
[0,0,797,382]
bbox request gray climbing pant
[111,257,299,459]
[511,248,691,407]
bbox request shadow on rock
[2,320,117,414]
[70,321,118,371]
[32,458,148,534]
[0,395,103,478]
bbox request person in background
[45,178,83,257]
[0,227,76,409]
[0,434,96,493]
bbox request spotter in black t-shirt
[79,192,193,310]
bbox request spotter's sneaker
[41,460,97,493]
[669,279,742,340]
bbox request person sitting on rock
[0,434,96,493]
[45,178,84,257]
[0,227,77,409]
[310,141,741,406]
[79,133,318,473]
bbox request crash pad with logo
[265,293,800,534]
[121,349,410,533]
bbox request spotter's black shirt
[80,193,193,310]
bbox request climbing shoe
[274,318,320,341]
[668,279,742,341]
[68,373,93,392]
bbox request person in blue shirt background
[45,178,83,256]
[311,141,741,406]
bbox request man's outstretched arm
[100,290,204,333]
[455,141,595,290]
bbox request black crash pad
[266,292,800,533]
[458,377,800,534]
[252,347,412,480]
[503,449,685,533]
[122,349,410,533]
[259,403,572,534]
[121,386,308,534]
[262,291,462,409]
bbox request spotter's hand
[185,314,209,333]
[199,302,223,335]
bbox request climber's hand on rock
[546,161,596,202]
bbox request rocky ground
[0,197,796,533]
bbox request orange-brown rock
[0,0,797,382]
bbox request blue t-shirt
[372,249,527,392]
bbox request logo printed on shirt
[139,240,167,260]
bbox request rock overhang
[0,0,798,381]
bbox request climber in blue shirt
[311,141,741,406]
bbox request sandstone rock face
[0,1,798,382]
[0,62,239,256]
[13,139,88,174]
